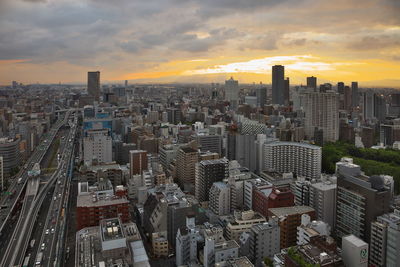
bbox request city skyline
[0,0,400,87]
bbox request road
[34,114,77,267]
[0,110,76,267]
[0,113,67,232]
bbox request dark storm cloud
[0,0,399,67]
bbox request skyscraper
[256,87,267,107]
[302,90,339,142]
[362,91,374,121]
[337,82,344,94]
[352,81,359,107]
[225,77,239,110]
[272,65,285,105]
[284,77,290,106]
[307,76,317,90]
[344,85,352,111]
[87,71,100,101]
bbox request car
[53,197,57,201]
[45,229,49,235]
[51,228,55,234]
[41,243,45,251]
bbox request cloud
[347,35,400,50]
[0,0,400,84]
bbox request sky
[0,0,399,87]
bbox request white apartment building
[83,128,112,165]
[264,141,322,180]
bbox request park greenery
[322,141,400,193]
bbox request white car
[41,243,45,250]
[51,228,55,234]
[45,229,49,235]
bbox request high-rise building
[272,65,285,105]
[166,107,182,124]
[0,138,21,177]
[335,158,391,242]
[176,147,199,192]
[362,91,375,121]
[195,134,222,156]
[225,77,239,110]
[302,91,339,142]
[374,93,387,122]
[87,71,100,101]
[239,221,280,267]
[76,182,129,230]
[309,181,337,228]
[307,76,317,90]
[263,141,321,180]
[83,129,112,165]
[344,85,352,111]
[352,81,359,107]
[337,82,344,94]
[284,77,290,106]
[195,159,229,202]
[256,87,267,108]
[209,182,230,216]
[129,150,147,177]
[370,209,400,267]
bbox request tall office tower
[124,80,128,87]
[307,76,317,90]
[351,82,359,107]
[302,91,339,142]
[309,181,337,228]
[256,87,267,107]
[272,65,285,105]
[362,91,375,121]
[370,210,400,267]
[337,82,345,94]
[129,150,148,177]
[87,71,100,101]
[195,158,229,202]
[83,129,112,165]
[284,77,290,106]
[176,147,199,192]
[263,142,322,180]
[225,77,239,110]
[374,94,387,122]
[240,221,280,266]
[209,182,231,216]
[335,158,391,242]
[344,85,352,111]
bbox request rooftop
[269,206,315,217]
[100,218,125,242]
[77,193,129,207]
